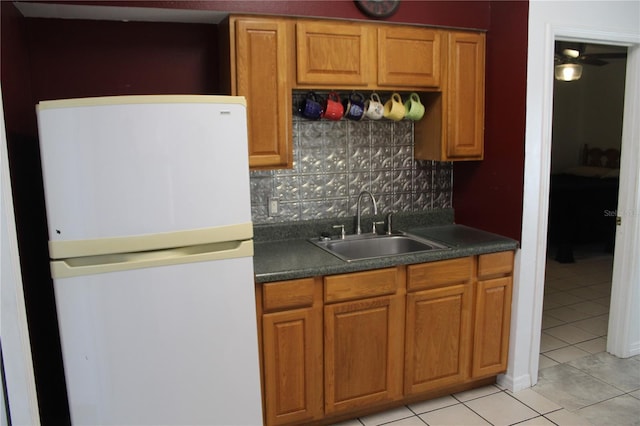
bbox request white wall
[505,0,640,391]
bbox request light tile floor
[331,247,640,425]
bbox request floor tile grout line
[502,389,549,417]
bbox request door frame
[518,25,640,388]
[1,86,42,423]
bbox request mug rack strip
[291,90,431,123]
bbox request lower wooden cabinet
[324,267,404,414]
[261,278,323,425]
[405,283,472,395]
[325,294,404,414]
[472,252,514,378]
[257,252,514,425]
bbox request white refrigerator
[36,95,263,425]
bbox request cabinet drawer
[263,278,316,312]
[407,257,473,291]
[478,251,514,278]
[325,268,398,303]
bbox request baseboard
[497,372,532,392]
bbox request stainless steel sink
[310,232,449,262]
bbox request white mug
[364,93,384,120]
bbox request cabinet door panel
[405,283,472,395]
[325,295,403,414]
[296,21,370,85]
[446,31,485,159]
[235,19,292,168]
[378,27,441,88]
[472,276,512,378]
[263,308,322,425]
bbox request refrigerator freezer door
[54,256,262,425]
[37,95,250,254]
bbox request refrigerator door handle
[51,240,253,279]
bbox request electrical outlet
[268,197,279,216]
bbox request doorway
[541,40,627,368]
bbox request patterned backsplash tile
[250,101,452,224]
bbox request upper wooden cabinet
[296,21,372,86]
[415,30,485,161]
[223,16,293,169]
[445,31,486,159]
[377,26,441,88]
[294,20,442,91]
[223,15,486,168]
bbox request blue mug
[343,92,365,121]
[299,92,324,120]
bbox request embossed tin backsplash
[250,116,452,224]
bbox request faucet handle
[333,224,346,239]
[373,221,385,234]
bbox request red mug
[322,92,344,121]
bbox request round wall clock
[355,0,400,18]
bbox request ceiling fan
[554,42,627,81]
[555,42,627,66]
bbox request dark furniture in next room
[548,144,620,263]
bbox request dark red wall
[453,1,528,241]
[28,19,218,103]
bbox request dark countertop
[253,211,519,283]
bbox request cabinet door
[263,307,323,425]
[378,26,441,88]
[405,283,472,395]
[296,21,370,86]
[234,18,292,169]
[445,31,485,159]
[324,295,404,414]
[472,276,513,378]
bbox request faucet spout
[356,190,378,235]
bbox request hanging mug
[322,91,344,121]
[383,93,406,121]
[404,92,425,121]
[299,92,323,120]
[364,93,384,120]
[343,92,366,121]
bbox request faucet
[356,190,378,234]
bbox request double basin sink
[310,231,449,262]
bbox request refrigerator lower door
[53,255,262,425]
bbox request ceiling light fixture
[555,63,583,81]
